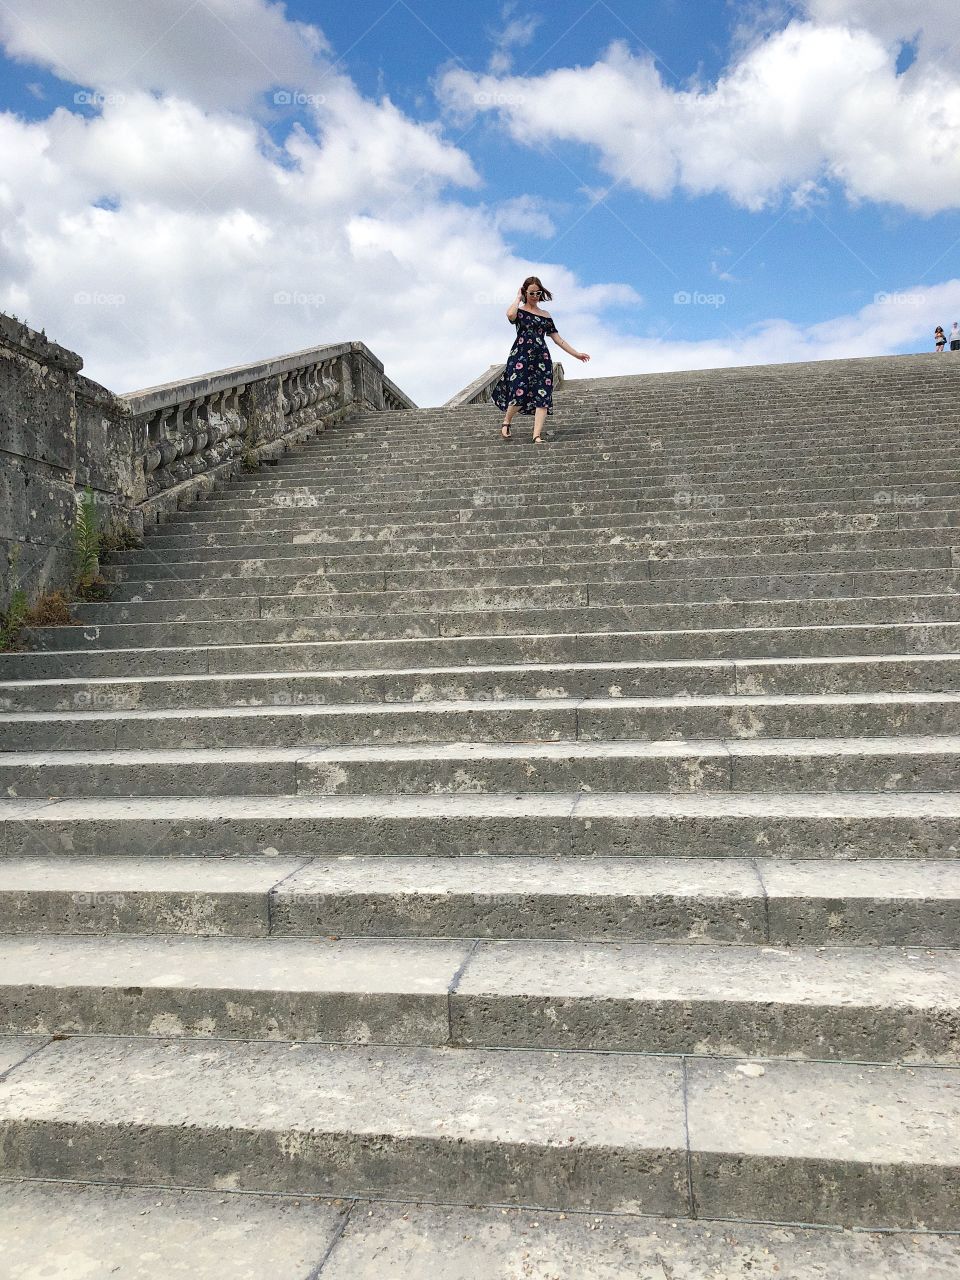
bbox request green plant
[0,586,28,651]
[73,486,101,592]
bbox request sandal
[500,420,512,439]
[532,431,544,444]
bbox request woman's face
[526,285,542,302]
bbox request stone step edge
[2,1183,957,1279]
[127,503,960,548]
[1,649,958,693]
[5,617,958,667]
[1,852,958,947]
[4,732,960,766]
[96,543,960,597]
[37,586,960,637]
[4,691,957,726]
[1,932,958,1063]
[74,573,960,622]
[0,1035,957,1227]
[4,788,960,820]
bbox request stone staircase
[2,352,960,1272]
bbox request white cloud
[0,0,326,110]
[440,20,960,214]
[0,0,955,410]
[488,5,542,74]
[803,2,960,66]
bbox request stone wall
[0,313,416,612]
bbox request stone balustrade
[0,314,415,613]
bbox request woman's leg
[532,406,548,442]
[500,401,518,436]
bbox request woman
[493,277,590,443]
[935,326,947,352]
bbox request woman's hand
[576,352,591,362]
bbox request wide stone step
[4,1183,958,1280]
[127,492,960,543]
[122,506,908,547]
[1,789,958,859]
[221,450,960,498]
[116,513,949,561]
[4,692,960,751]
[93,542,960,606]
[70,562,960,628]
[190,472,959,523]
[4,735,960,798]
[296,409,960,450]
[26,588,960,651]
[4,652,959,714]
[2,853,956,945]
[122,496,960,554]
[5,618,960,681]
[285,440,960,484]
[103,524,957,587]
[1,931,957,1061]
[266,426,960,465]
[281,427,960,468]
[0,1034,957,1226]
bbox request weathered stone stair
[2,352,960,1271]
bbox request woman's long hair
[522,275,553,303]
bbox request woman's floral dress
[492,308,558,415]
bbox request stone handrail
[444,361,565,407]
[120,340,415,525]
[0,315,416,613]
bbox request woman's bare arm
[506,288,522,322]
[549,331,591,362]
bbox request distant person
[950,322,960,352]
[935,326,946,352]
[494,277,591,444]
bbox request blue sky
[1,1,958,403]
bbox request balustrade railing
[122,340,415,522]
[1,315,417,614]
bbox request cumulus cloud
[803,1,960,65]
[0,0,953,407]
[0,0,556,403]
[440,20,960,214]
[0,0,325,110]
